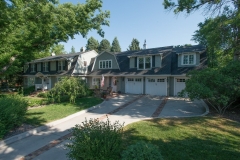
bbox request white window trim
[58,60,65,71]
[99,60,112,69]
[30,64,35,72]
[43,62,48,72]
[137,56,152,70]
[181,53,196,65]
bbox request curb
[0,100,106,148]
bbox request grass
[123,117,240,160]
[24,97,103,126]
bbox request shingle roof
[88,45,207,76]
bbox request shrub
[0,95,28,139]
[121,141,163,160]
[49,77,89,103]
[37,92,48,98]
[27,98,49,107]
[22,86,35,96]
[67,117,124,160]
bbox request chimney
[51,52,55,56]
[80,47,86,52]
[143,39,147,49]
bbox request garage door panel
[125,77,143,94]
[146,78,167,96]
[175,78,186,96]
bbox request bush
[49,77,89,103]
[27,98,49,107]
[22,86,35,96]
[0,95,28,139]
[37,92,48,98]
[67,117,124,160]
[121,141,163,160]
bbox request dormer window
[43,62,48,72]
[58,60,65,71]
[182,53,196,65]
[30,64,35,72]
[137,56,152,70]
[99,60,112,69]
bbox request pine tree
[70,46,76,54]
[98,39,111,53]
[86,37,99,52]
[128,38,140,51]
[111,37,121,52]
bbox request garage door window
[135,78,142,82]
[157,79,165,82]
[148,78,155,82]
[177,79,185,82]
[128,78,134,81]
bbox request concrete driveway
[0,94,208,160]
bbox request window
[138,57,152,69]
[182,54,195,65]
[24,65,29,73]
[84,61,87,66]
[157,79,165,82]
[135,78,142,82]
[58,60,65,71]
[37,63,41,71]
[148,78,155,82]
[99,60,112,69]
[30,64,35,72]
[43,62,48,72]
[128,78,134,81]
[177,79,185,82]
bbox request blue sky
[59,0,206,53]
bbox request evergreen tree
[111,37,121,52]
[86,37,99,52]
[98,39,111,53]
[128,38,140,51]
[70,46,76,54]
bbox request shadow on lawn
[123,117,240,160]
[24,112,46,126]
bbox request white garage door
[175,78,186,96]
[146,78,167,96]
[125,77,143,94]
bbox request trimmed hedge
[0,95,28,139]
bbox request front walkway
[0,95,208,160]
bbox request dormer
[177,52,200,67]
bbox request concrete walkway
[0,95,208,160]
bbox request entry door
[125,77,143,94]
[146,78,167,96]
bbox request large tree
[111,37,121,52]
[98,39,111,53]
[0,0,110,78]
[70,46,76,54]
[50,44,66,55]
[163,0,240,60]
[86,37,99,52]
[128,38,140,51]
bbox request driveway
[0,94,208,160]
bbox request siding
[169,77,174,96]
[178,53,200,67]
[50,61,56,71]
[155,55,161,67]
[129,57,135,68]
[93,52,119,70]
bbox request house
[86,45,207,96]
[23,50,98,91]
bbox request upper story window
[43,62,48,72]
[138,56,152,70]
[99,60,112,69]
[182,53,196,65]
[30,64,35,72]
[58,60,65,71]
[24,65,29,73]
[37,63,41,72]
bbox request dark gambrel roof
[87,45,207,76]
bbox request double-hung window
[182,54,195,65]
[58,60,65,71]
[43,62,48,72]
[30,64,35,72]
[99,60,112,69]
[138,56,152,70]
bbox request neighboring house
[23,50,98,91]
[87,45,207,96]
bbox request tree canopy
[0,0,110,78]
[86,37,99,52]
[70,46,76,54]
[128,38,141,51]
[98,39,111,53]
[111,37,121,52]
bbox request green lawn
[123,117,240,160]
[25,97,103,126]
